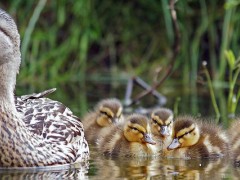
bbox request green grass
[1,0,240,119]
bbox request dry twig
[125,0,181,106]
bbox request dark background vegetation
[1,0,240,122]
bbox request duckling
[97,114,158,157]
[150,108,174,151]
[228,119,240,166]
[83,98,124,145]
[166,116,229,159]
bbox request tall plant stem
[202,62,220,122]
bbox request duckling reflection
[158,157,229,180]
[88,144,231,180]
[167,116,229,159]
[89,154,162,180]
[97,114,158,157]
[83,98,124,145]
[150,108,174,153]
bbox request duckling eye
[100,111,111,118]
[167,121,172,126]
[152,119,158,124]
[178,128,194,139]
[131,127,139,131]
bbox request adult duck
[0,8,89,167]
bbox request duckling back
[167,116,229,159]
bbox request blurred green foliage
[1,0,240,119]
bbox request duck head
[0,9,21,109]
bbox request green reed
[202,61,220,122]
[225,50,240,118]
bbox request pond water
[0,147,238,179]
[11,79,240,179]
[88,146,236,180]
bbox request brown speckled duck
[0,8,89,167]
[166,116,229,159]
[82,98,124,145]
[97,114,158,157]
[150,108,174,152]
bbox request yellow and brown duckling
[166,116,229,159]
[83,98,124,145]
[150,108,174,151]
[228,119,240,166]
[97,114,158,157]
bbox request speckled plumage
[15,89,87,145]
[0,8,89,167]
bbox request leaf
[224,0,240,9]
[224,50,235,70]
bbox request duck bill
[160,126,169,136]
[167,138,180,150]
[143,133,156,145]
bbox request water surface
[13,80,240,179]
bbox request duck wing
[15,90,84,145]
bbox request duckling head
[96,98,123,127]
[124,114,156,145]
[167,116,200,150]
[150,108,174,138]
